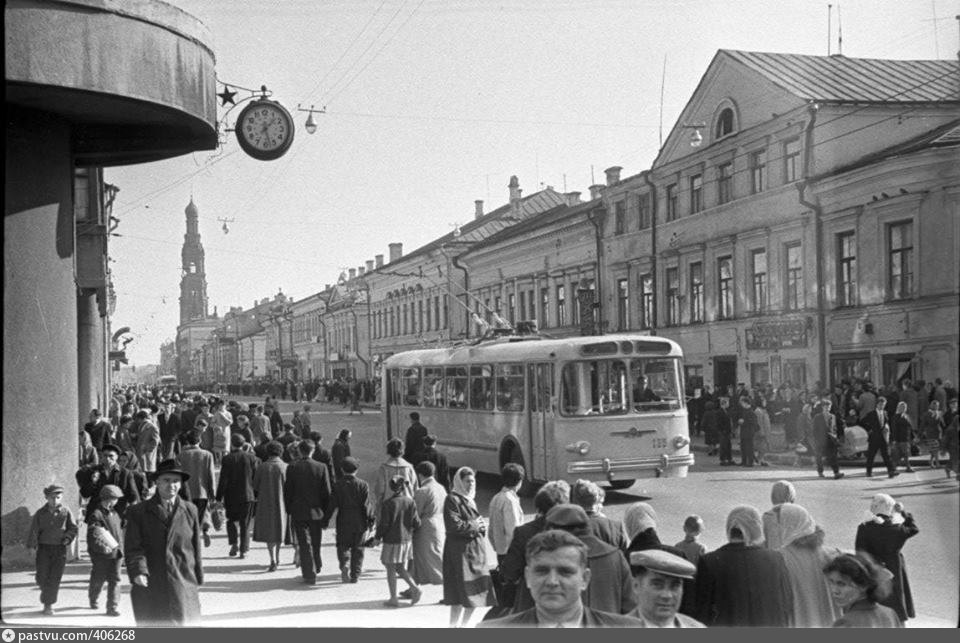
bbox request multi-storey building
[597,50,958,393]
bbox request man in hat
[124,459,203,625]
[283,439,332,584]
[402,412,428,463]
[329,456,375,583]
[77,443,140,519]
[479,529,642,627]
[157,395,181,461]
[627,549,705,627]
[216,433,260,558]
[27,484,78,615]
[544,504,637,615]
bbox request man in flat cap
[124,459,203,625]
[479,529,642,627]
[628,549,705,627]
[77,443,140,520]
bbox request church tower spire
[179,197,210,323]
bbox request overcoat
[411,477,446,584]
[329,474,374,547]
[178,445,215,500]
[252,456,288,542]
[499,515,547,612]
[441,492,495,608]
[373,458,417,513]
[124,495,203,625]
[216,449,259,520]
[855,513,918,621]
[283,457,332,522]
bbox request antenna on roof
[827,5,832,56]
[837,3,843,55]
[659,53,667,148]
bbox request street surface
[2,400,956,627]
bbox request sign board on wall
[745,318,809,350]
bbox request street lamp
[296,104,325,135]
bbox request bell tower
[179,197,210,323]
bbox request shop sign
[745,318,808,350]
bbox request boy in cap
[87,484,125,616]
[628,549,705,627]
[27,484,78,615]
[329,456,375,583]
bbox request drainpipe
[795,102,827,388]
[643,172,659,335]
[451,252,471,337]
[586,204,605,335]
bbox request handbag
[210,501,225,531]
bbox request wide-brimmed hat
[151,459,190,482]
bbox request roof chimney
[325,284,331,291]
[388,243,403,263]
[589,184,604,200]
[348,268,356,280]
[509,175,521,203]
[375,254,384,268]
[604,166,622,186]
[474,199,484,220]
[565,191,582,206]
[357,266,365,276]
[366,260,375,272]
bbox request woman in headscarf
[777,504,840,627]
[376,475,422,607]
[252,440,287,572]
[442,467,495,627]
[824,552,902,627]
[762,480,797,550]
[854,493,918,623]
[373,438,417,517]
[623,502,660,553]
[694,505,794,626]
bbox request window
[495,296,502,315]
[750,362,770,388]
[689,262,704,322]
[418,300,424,333]
[750,149,767,194]
[573,279,594,328]
[715,108,734,138]
[684,365,704,396]
[528,290,536,320]
[718,256,733,319]
[469,365,494,410]
[666,184,678,221]
[751,249,767,312]
[435,296,441,329]
[784,138,801,183]
[508,293,516,323]
[401,367,420,406]
[640,273,654,329]
[495,364,525,411]
[484,298,492,323]
[614,201,625,235]
[443,295,448,328]
[718,163,733,204]
[561,359,630,416]
[402,303,408,334]
[837,232,857,306]
[519,291,526,323]
[784,243,802,310]
[444,366,468,408]
[422,367,443,407]
[638,193,651,229]
[556,285,566,326]
[689,174,703,214]
[783,360,806,390]
[666,267,680,326]
[616,278,629,330]
[888,221,913,300]
[539,287,549,326]
[426,300,432,331]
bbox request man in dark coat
[812,400,844,479]
[265,401,284,439]
[413,435,450,490]
[157,397,181,461]
[283,439,332,584]
[571,480,629,551]
[84,409,112,454]
[403,412,428,462]
[216,433,259,557]
[329,456,375,582]
[77,444,140,519]
[331,429,352,480]
[309,431,334,476]
[124,459,203,625]
[861,396,899,478]
[479,529,642,628]
[716,398,734,465]
[736,396,758,467]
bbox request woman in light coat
[373,438,417,516]
[252,441,288,571]
[777,504,840,627]
[410,460,446,585]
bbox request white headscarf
[726,505,765,546]
[778,504,817,547]
[623,502,658,542]
[452,466,477,510]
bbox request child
[26,484,78,615]
[87,484,124,616]
[329,456,375,583]
[376,475,422,606]
[674,514,706,567]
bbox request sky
[105,0,959,367]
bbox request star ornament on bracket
[217,86,237,106]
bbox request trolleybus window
[630,358,683,411]
[561,357,682,416]
[390,369,402,406]
[402,368,421,406]
[469,364,494,410]
[423,367,443,407]
[495,363,525,412]
[445,366,468,408]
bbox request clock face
[235,100,295,161]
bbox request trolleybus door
[527,362,555,480]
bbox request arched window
[715,108,735,138]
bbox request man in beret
[479,529,642,628]
[328,456,375,583]
[628,549,705,627]
[124,459,203,625]
[545,503,637,615]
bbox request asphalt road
[257,398,959,627]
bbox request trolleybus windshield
[560,356,683,416]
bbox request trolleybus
[382,332,692,489]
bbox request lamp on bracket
[681,122,707,147]
[297,104,326,135]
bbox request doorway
[713,356,737,396]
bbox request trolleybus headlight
[672,435,690,449]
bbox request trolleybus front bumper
[567,453,695,480]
